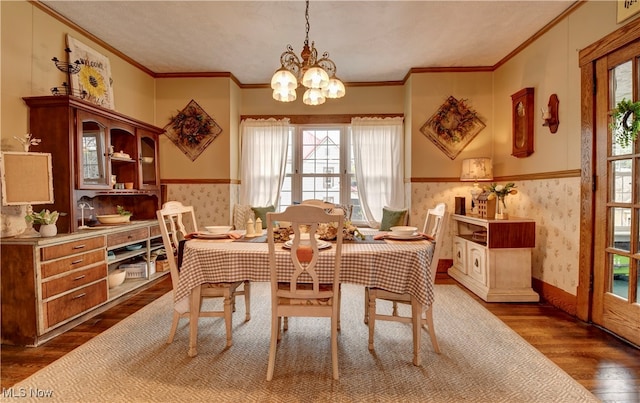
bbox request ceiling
[41,1,577,85]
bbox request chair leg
[364,287,369,325]
[392,301,399,316]
[167,310,180,344]
[367,291,376,351]
[223,291,233,348]
[411,298,422,366]
[424,306,440,354]
[337,285,341,332]
[267,312,280,381]
[243,281,251,321]
[283,316,288,331]
[331,308,339,380]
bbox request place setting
[187,225,241,240]
[373,226,434,241]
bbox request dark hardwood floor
[2,275,639,402]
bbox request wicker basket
[121,263,147,279]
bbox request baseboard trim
[532,278,577,316]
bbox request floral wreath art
[163,100,222,161]
[420,96,486,160]
[610,98,640,148]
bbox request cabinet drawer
[41,236,105,261]
[453,238,466,273]
[44,280,107,328]
[149,224,161,238]
[107,228,148,248]
[42,264,107,299]
[467,244,487,285]
[41,249,106,279]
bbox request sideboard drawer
[41,249,106,279]
[107,228,148,247]
[40,236,105,261]
[44,280,107,328]
[149,224,161,238]
[41,264,107,299]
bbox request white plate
[386,233,423,240]
[194,232,229,239]
[283,240,331,249]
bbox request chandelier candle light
[460,158,493,216]
[271,0,345,105]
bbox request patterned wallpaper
[410,177,581,295]
[165,184,233,228]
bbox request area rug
[6,283,598,402]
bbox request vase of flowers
[26,209,60,237]
[484,183,517,219]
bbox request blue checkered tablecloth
[175,236,436,311]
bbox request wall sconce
[541,94,559,133]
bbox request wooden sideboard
[448,214,539,302]
[1,220,168,346]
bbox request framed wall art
[66,35,115,109]
[420,96,486,160]
[163,99,223,161]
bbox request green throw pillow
[251,205,275,229]
[380,207,408,231]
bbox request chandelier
[270,0,345,105]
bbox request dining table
[175,230,436,357]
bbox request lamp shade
[322,77,346,99]
[272,88,297,102]
[302,65,329,89]
[302,88,326,105]
[271,68,298,91]
[460,158,493,181]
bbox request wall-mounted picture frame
[66,35,115,109]
[420,96,486,160]
[163,99,223,161]
[1,152,54,206]
[511,87,535,158]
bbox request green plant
[25,209,59,225]
[117,205,132,216]
[610,98,640,148]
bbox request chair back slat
[156,201,198,292]
[422,202,449,283]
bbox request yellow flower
[79,66,106,98]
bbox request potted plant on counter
[26,209,60,237]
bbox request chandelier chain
[304,0,310,47]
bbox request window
[279,125,364,223]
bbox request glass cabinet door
[138,130,159,189]
[77,112,110,189]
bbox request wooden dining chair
[365,202,448,366]
[156,201,250,347]
[265,205,344,381]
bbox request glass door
[138,130,159,189]
[592,40,640,346]
[77,111,110,189]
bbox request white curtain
[240,118,290,207]
[351,117,404,227]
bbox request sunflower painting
[66,35,115,109]
[163,100,223,161]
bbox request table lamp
[460,158,493,216]
[1,151,55,238]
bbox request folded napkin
[186,231,242,240]
[373,232,435,241]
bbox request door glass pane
[611,253,630,299]
[81,120,106,184]
[612,207,631,251]
[611,159,633,202]
[611,61,633,156]
[140,136,156,186]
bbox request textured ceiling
[41,1,577,85]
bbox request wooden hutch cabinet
[23,96,163,233]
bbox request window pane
[611,159,632,202]
[611,61,633,156]
[611,253,630,299]
[612,207,631,252]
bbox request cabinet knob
[474,258,479,267]
[457,251,461,258]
